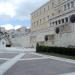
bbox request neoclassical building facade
[9,0,75,48]
[29,0,75,47]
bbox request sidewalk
[59,72,75,75]
[0,47,35,52]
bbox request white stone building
[6,0,75,48]
[0,38,6,48]
[29,0,75,48]
[8,27,31,47]
[0,27,11,47]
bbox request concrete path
[0,47,35,52]
[0,48,74,75]
[59,72,75,75]
[0,53,24,75]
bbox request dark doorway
[6,44,11,47]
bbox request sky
[0,0,48,30]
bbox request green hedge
[36,45,75,56]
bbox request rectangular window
[40,19,41,24]
[55,21,57,25]
[48,6,49,10]
[71,1,74,8]
[58,20,61,24]
[47,16,49,20]
[52,22,54,26]
[52,2,54,8]
[40,10,41,15]
[64,5,66,10]
[67,3,70,9]
[62,19,64,23]
[44,8,45,12]
[50,23,51,26]
[65,17,68,22]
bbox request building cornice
[54,0,74,8]
[31,1,50,15]
[49,9,75,21]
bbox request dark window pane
[62,19,64,23]
[65,17,68,22]
[58,20,61,24]
[56,21,57,25]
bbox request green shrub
[36,45,75,56]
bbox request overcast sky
[0,0,48,30]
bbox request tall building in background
[8,26,31,47]
[0,27,12,47]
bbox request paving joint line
[32,52,75,64]
[19,57,51,61]
[0,58,10,60]
[59,72,75,75]
[0,53,25,75]
[31,53,75,75]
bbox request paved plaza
[0,48,74,75]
